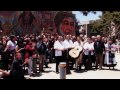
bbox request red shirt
[25,44,35,59]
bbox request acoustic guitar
[69,46,83,59]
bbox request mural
[17,11,36,35]
[32,11,56,34]
[0,11,77,36]
[0,11,16,35]
[54,11,76,35]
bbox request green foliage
[89,11,120,36]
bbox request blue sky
[72,11,102,22]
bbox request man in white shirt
[73,36,83,71]
[91,36,96,66]
[54,36,64,73]
[4,35,17,70]
[74,36,84,47]
[83,38,94,70]
[62,35,74,74]
[63,35,74,49]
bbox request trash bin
[59,62,66,79]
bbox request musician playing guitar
[73,36,84,71]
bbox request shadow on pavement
[43,70,54,73]
[35,73,43,77]
[103,68,120,71]
[73,69,88,73]
[73,67,120,73]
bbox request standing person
[73,36,83,71]
[37,36,47,72]
[103,38,108,66]
[4,35,17,69]
[94,35,105,70]
[44,36,50,68]
[25,39,36,76]
[48,35,55,63]
[54,36,64,73]
[83,38,94,70]
[104,39,117,68]
[31,38,38,75]
[91,36,96,66]
[0,53,25,79]
[63,35,74,74]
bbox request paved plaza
[25,53,120,79]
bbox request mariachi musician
[54,36,64,74]
[83,38,94,70]
[73,36,84,71]
[62,35,74,74]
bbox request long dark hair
[54,11,76,28]
[18,11,36,26]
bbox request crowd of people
[0,33,119,79]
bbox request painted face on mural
[59,17,75,35]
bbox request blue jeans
[28,56,33,75]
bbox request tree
[89,11,120,39]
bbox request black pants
[33,58,37,74]
[68,55,75,70]
[103,54,105,66]
[49,49,55,63]
[91,55,96,64]
[1,52,9,71]
[83,55,92,70]
[55,56,63,73]
[63,50,71,74]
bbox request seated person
[0,52,25,79]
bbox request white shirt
[54,40,64,56]
[63,39,74,49]
[73,41,84,48]
[83,42,94,55]
[105,43,109,52]
[91,42,94,46]
[105,43,116,53]
[7,40,17,51]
